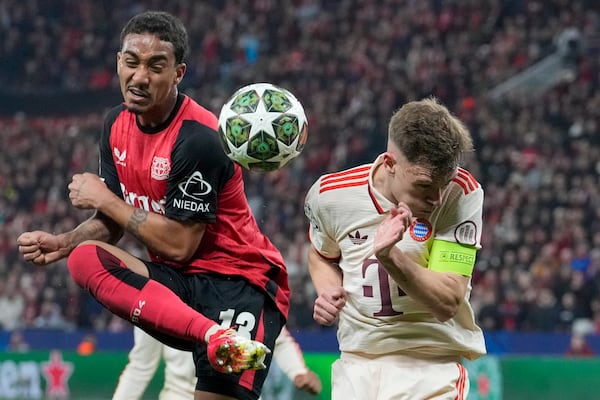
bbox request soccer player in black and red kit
[17,11,288,400]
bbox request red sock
[131,279,215,343]
[68,243,215,343]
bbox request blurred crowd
[2,0,600,340]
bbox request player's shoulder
[314,164,372,196]
[180,95,219,131]
[103,103,128,127]
[176,96,223,150]
[450,167,483,197]
[174,99,235,172]
[305,164,372,221]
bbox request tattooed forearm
[127,209,148,240]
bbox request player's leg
[67,240,216,346]
[402,361,469,400]
[189,274,285,400]
[113,326,163,400]
[159,345,197,400]
[334,352,468,400]
[67,240,273,384]
[331,355,377,400]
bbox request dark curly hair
[120,11,189,64]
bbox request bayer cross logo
[151,156,170,180]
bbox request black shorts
[143,262,285,400]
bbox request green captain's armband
[429,239,477,276]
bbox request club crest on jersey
[409,218,432,242]
[348,230,368,245]
[151,157,171,181]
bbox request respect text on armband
[438,250,475,265]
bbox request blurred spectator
[565,333,595,357]
[557,292,587,332]
[524,288,561,331]
[6,330,30,353]
[33,300,70,330]
[476,290,503,332]
[497,288,524,331]
[0,274,25,330]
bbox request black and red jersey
[98,94,289,318]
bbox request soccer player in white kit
[304,97,486,400]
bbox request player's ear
[174,63,186,85]
[382,152,397,174]
[116,52,122,73]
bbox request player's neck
[372,160,394,203]
[138,91,180,128]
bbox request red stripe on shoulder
[321,165,370,184]
[320,179,368,194]
[453,168,480,195]
[319,165,370,194]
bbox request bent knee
[67,242,122,289]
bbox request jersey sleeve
[272,327,308,379]
[98,106,125,199]
[304,178,341,260]
[427,181,483,276]
[434,183,484,248]
[165,120,234,223]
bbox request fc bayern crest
[409,218,432,242]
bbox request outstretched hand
[373,202,412,259]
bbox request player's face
[385,151,456,218]
[117,33,186,126]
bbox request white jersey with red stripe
[304,155,486,360]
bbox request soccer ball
[218,82,308,171]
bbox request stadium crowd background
[1,0,600,343]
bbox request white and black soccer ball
[217,82,308,172]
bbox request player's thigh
[88,240,150,276]
[143,261,192,300]
[381,360,469,400]
[332,357,377,400]
[333,356,468,400]
[189,275,284,346]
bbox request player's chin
[123,95,152,114]
[124,102,146,115]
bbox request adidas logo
[349,230,368,245]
